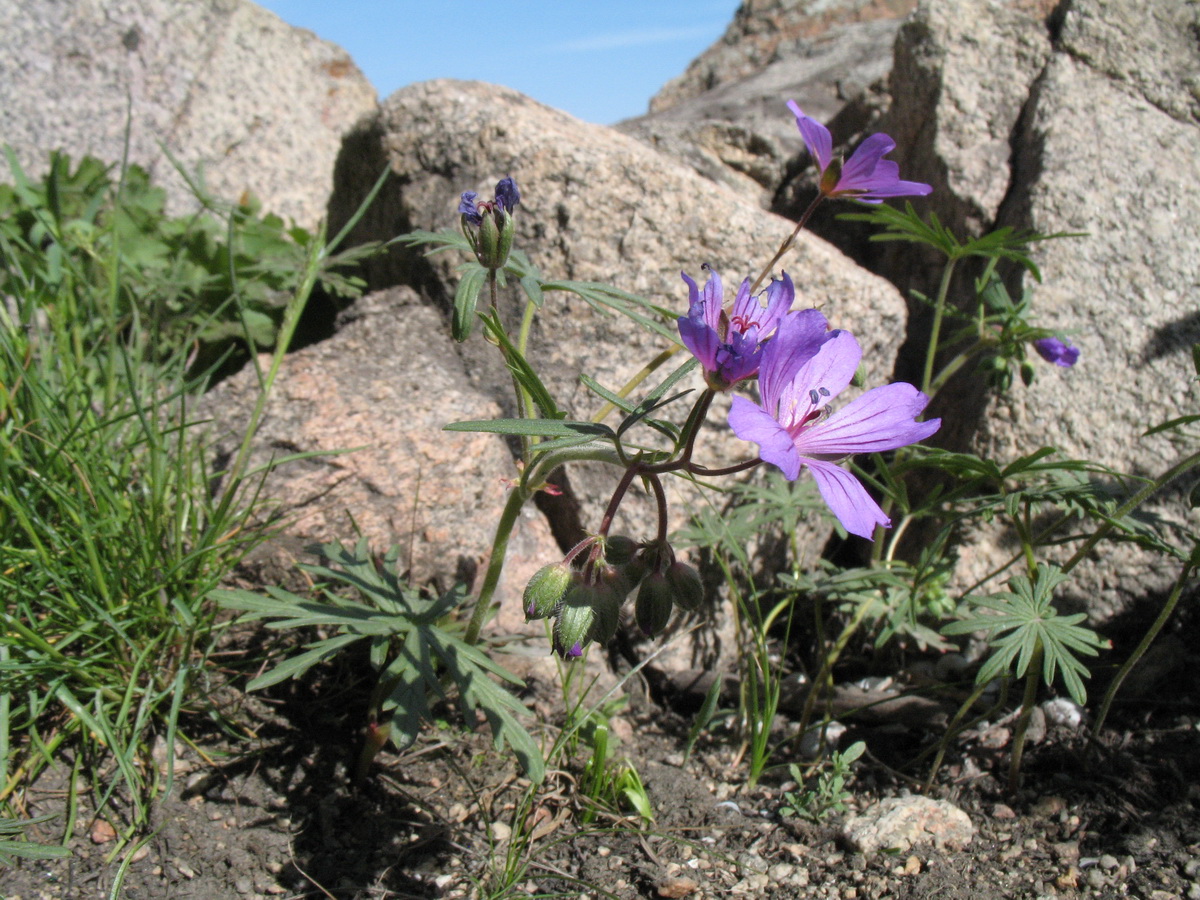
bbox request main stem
[921,258,958,396]
[749,194,824,295]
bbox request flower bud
[473,207,508,269]
[523,562,573,621]
[613,555,649,597]
[588,582,624,646]
[603,535,639,567]
[1019,360,1036,387]
[553,582,599,658]
[666,561,704,611]
[458,177,519,270]
[635,572,674,637]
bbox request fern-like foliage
[942,564,1110,704]
[211,540,545,783]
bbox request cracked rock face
[0,0,377,228]
[881,0,1200,619]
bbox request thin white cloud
[548,23,724,53]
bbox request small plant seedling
[779,740,866,823]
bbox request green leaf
[210,541,545,783]
[540,279,678,342]
[942,564,1106,704]
[445,417,615,441]
[477,309,560,420]
[246,633,361,690]
[452,264,488,341]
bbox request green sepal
[523,563,573,621]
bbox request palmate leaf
[941,564,1108,704]
[210,540,544,782]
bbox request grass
[0,146,366,847]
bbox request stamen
[808,389,820,406]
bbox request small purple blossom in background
[788,100,932,204]
[678,267,794,390]
[728,311,940,539]
[1034,336,1079,368]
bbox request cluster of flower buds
[523,535,704,659]
[459,176,520,270]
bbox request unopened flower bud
[614,555,649,597]
[474,208,505,268]
[553,583,599,658]
[603,535,639,567]
[589,582,624,646]
[523,562,573,621]
[1019,360,1036,387]
[600,563,640,603]
[635,572,674,637]
[666,561,704,611]
[458,177,520,270]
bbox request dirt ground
[4,610,1200,900]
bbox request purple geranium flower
[1033,337,1079,368]
[678,267,794,390]
[728,311,941,539]
[787,100,932,203]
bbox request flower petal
[758,308,832,411]
[797,383,940,456]
[494,177,520,212]
[1034,337,1080,367]
[773,330,862,427]
[678,312,720,372]
[788,100,832,172]
[729,396,801,480]
[803,459,891,540]
[837,133,896,190]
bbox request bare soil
[5,611,1200,900]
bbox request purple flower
[459,177,521,271]
[678,267,794,389]
[787,100,932,203]
[728,311,941,539]
[495,176,520,213]
[1033,337,1079,368]
[458,190,482,226]
[458,177,520,225]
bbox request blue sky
[257,1,740,125]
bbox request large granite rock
[202,287,561,663]
[649,0,917,115]
[0,0,377,228]
[884,0,1200,618]
[621,1,915,206]
[324,79,914,667]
